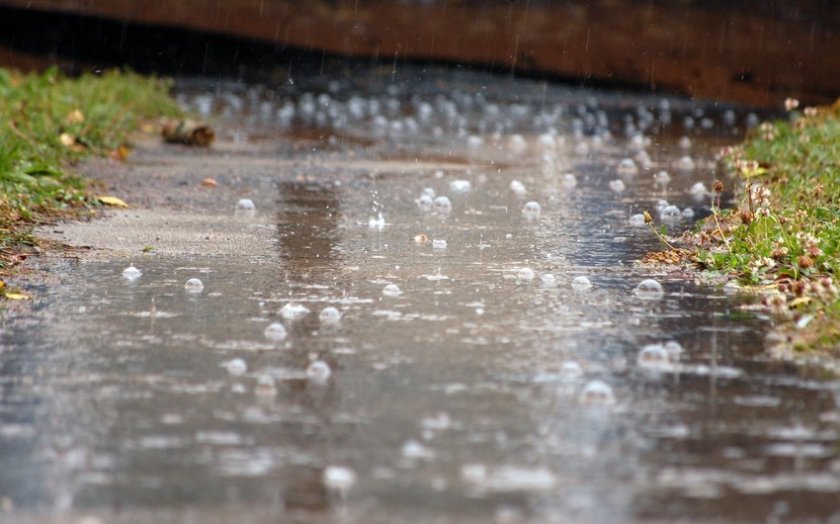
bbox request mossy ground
[0,67,182,272]
[689,100,840,354]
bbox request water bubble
[617,158,638,176]
[280,303,311,320]
[745,112,760,128]
[689,182,708,197]
[637,344,672,370]
[263,322,288,341]
[664,340,684,360]
[682,207,695,220]
[653,170,671,186]
[416,194,433,212]
[235,198,256,211]
[521,201,541,220]
[541,273,556,287]
[223,358,247,376]
[509,180,527,195]
[660,205,682,222]
[516,268,535,282]
[561,173,577,189]
[579,380,616,405]
[467,135,483,148]
[629,213,646,226]
[655,199,669,213]
[634,279,664,299]
[560,361,584,379]
[609,179,626,192]
[571,276,592,291]
[382,284,403,297]
[323,466,356,493]
[421,187,436,198]
[432,239,447,250]
[450,179,472,193]
[306,360,332,384]
[401,439,435,460]
[122,265,142,280]
[676,155,695,171]
[319,306,342,325]
[508,134,527,153]
[433,196,452,214]
[184,278,204,293]
[574,141,590,156]
[723,109,737,127]
[255,375,277,397]
[538,133,556,150]
[678,136,692,150]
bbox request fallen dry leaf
[4,292,30,301]
[201,178,218,188]
[96,196,129,208]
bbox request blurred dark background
[0,0,837,107]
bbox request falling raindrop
[522,201,541,220]
[184,278,204,293]
[263,322,287,341]
[382,284,403,297]
[122,265,142,280]
[319,307,342,325]
[634,279,664,299]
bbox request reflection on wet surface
[2,72,839,522]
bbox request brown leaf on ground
[641,248,695,265]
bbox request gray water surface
[2,72,838,523]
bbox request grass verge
[0,67,182,273]
[689,99,840,354]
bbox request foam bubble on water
[660,205,682,222]
[629,213,646,226]
[516,268,535,281]
[634,279,664,299]
[609,179,626,192]
[306,360,332,384]
[682,207,695,220]
[521,201,541,220]
[579,380,616,405]
[654,170,671,186]
[637,344,673,371]
[324,466,357,493]
[421,412,452,432]
[467,135,483,148]
[422,187,436,198]
[235,198,256,211]
[664,340,684,360]
[382,284,403,297]
[432,239,447,250]
[690,182,708,197]
[538,133,556,150]
[122,265,142,280]
[561,173,577,189]
[510,180,527,195]
[574,141,590,156]
[255,375,277,397]
[541,273,556,287]
[263,322,287,341]
[677,155,696,171]
[508,134,527,153]
[433,196,452,214]
[678,136,692,150]
[319,306,341,325]
[746,113,760,128]
[655,199,670,213]
[223,358,247,376]
[617,158,638,176]
[416,194,433,212]
[280,303,310,320]
[571,276,592,291]
[450,179,472,193]
[184,278,204,293]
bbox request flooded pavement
[3,70,840,523]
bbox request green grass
[0,67,182,265]
[691,100,840,352]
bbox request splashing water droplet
[516,268,535,281]
[634,279,664,299]
[637,344,673,370]
[579,380,616,405]
[522,201,541,220]
[560,361,584,379]
[323,466,357,493]
[450,180,472,193]
[509,180,527,195]
[306,360,332,384]
[184,278,204,293]
[263,322,287,341]
[382,284,403,297]
[571,276,592,291]
[280,303,311,320]
[368,213,386,230]
[122,265,141,280]
[319,307,341,325]
[609,179,626,192]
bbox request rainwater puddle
[2,71,838,523]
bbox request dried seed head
[739,209,753,225]
[797,255,814,269]
[712,180,724,193]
